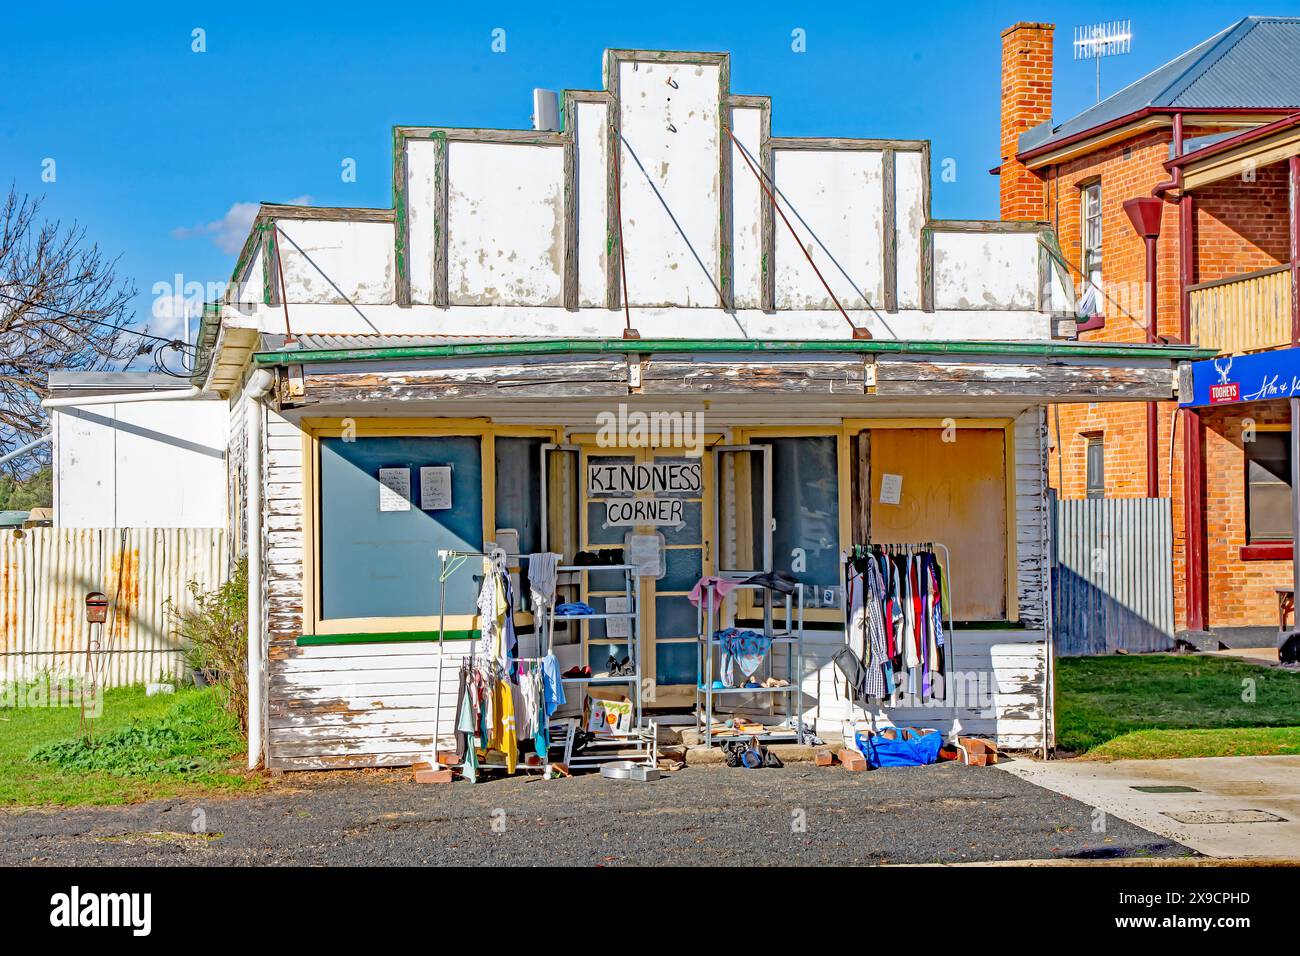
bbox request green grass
[1085,726,1300,760]
[1056,655,1300,757]
[0,683,262,807]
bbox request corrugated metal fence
[1,528,227,685]
[1052,496,1175,656]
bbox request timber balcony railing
[1188,265,1293,355]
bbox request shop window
[1078,181,1103,317]
[1246,431,1292,542]
[1085,436,1104,499]
[318,435,483,623]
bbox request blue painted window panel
[655,595,697,638]
[319,435,483,621]
[656,642,696,685]
[661,501,703,545]
[660,547,703,591]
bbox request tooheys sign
[1180,348,1300,408]
[589,461,701,527]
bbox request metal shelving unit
[541,563,656,768]
[694,580,805,747]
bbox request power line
[0,289,199,352]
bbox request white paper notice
[419,466,452,510]
[605,596,630,638]
[879,473,903,506]
[378,468,412,512]
[626,533,663,578]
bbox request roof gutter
[1015,106,1292,168]
[1165,110,1300,171]
[42,386,204,409]
[252,337,1216,367]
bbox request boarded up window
[866,428,1007,621]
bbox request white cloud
[173,195,312,255]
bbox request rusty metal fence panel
[1051,497,1175,656]
[0,528,227,686]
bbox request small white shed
[47,371,228,529]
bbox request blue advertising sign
[1180,346,1300,407]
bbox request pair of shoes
[571,548,626,567]
[762,677,789,688]
[605,655,635,677]
[742,570,799,595]
[563,665,592,679]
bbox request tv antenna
[1074,20,1132,103]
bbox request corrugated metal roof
[1020,17,1300,155]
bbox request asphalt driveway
[0,760,1193,866]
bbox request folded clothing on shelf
[554,601,595,616]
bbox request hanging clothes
[843,545,948,706]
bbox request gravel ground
[0,761,1194,866]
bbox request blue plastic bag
[855,726,944,768]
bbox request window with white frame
[1078,181,1103,317]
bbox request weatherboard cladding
[1019,17,1300,154]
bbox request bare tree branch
[0,185,140,474]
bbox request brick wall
[1202,403,1293,628]
[999,22,1053,221]
[1195,162,1292,282]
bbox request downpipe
[243,369,275,769]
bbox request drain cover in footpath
[1162,809,1286,825]
[1131,785,1200,794]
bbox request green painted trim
[296,629,480,646]
[254,337,1217,367]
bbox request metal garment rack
[538,563,656,769]
[695,580,805,747]
[838,541,955,721]
[432,548,554,777]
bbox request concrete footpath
[998,755,1300,859]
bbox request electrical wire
[0,289,199,352]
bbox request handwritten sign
[378,468,411,512]
[419,466,452,510]
[602,497,684,527]
[588,461,701,496]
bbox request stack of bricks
[998,22,1054,222]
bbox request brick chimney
[1000,22,1054,220]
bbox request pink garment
[689,576,741,609]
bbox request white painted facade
[192,49,1198,771]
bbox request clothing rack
[432,548,553,777]
[838,541,955,721]
[432,549,655,776]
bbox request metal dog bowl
[600,760,660,782]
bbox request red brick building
[998,17,1300,642]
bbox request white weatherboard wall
[53,399,228,529]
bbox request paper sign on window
[419,466,452,510]
[879,473,903,506]
[378,468,412,512]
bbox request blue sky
[3,1,1295,348]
